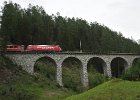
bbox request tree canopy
[0,2,140,53]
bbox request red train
[5,45,62,53]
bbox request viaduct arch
[87,57,107,75]
[6,53,140,88]
[111,57,128,77]
[62,57,83,89]
[34,56,57,81]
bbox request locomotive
[5,45,62,53]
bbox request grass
[65,79,140,100]
[1,56,140,100]
[88,65,107,89]
[0,56,76,100]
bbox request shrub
[122,59,140,81]
[0,85,39,100]
[34,61,56,81]
[88,72,106,88]
[62,65,81,92]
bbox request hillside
[0,54,140,100]
[65,79,140,100]
[0,56,76,100]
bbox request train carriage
[4,45,62,53]
[6,45,24,52]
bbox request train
[4,45,62,53]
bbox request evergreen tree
[0,2,140,53]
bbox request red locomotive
[26,45,62,51]
[5,45,62,52]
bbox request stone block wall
[6,53,140,88]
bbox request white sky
[0,0,140,41]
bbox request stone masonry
[6,53,140,87]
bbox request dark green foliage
[111,57,127,78]
[87,58,107,88]
[0,56,41,100]
[0,2,140,53]
[1,2,22,44]
[0,85,38,100]
[0,56,76,100]
[122,59,140,81]
[88,66,107,89]
[62,58,82,92]
[88,73,106,89]
[63,65,81,92]
[35,61,56,81]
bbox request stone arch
[87,57,107,88]
[61,57,83,91]
[87,57,107,74]
[132,57,140,66]
[34,56,57,81]
[111,57,128,77]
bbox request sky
[0,0,140,41]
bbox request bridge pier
[81,61,89,88]
[6,53,140,88]
[106,62,112,78]
[56,61,63,87]
[126,59,133,70]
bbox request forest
[0,2,140,53]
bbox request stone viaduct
[6,53,140,87]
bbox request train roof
[28,45,59,46]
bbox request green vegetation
[62,58,82,92]
[0,1,140,53]
[0,56,76,100]
[122,59,140,81]
[34,57,56,82]
[35,57,108,93]
[88,72,106,89]
[0,55,109,100]
[65,79,140,100]
[87,59,107,89]
[0,52,140,100]
[0,1,140,100]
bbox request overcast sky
[0,0,140,41]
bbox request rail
[3,51,140,55]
